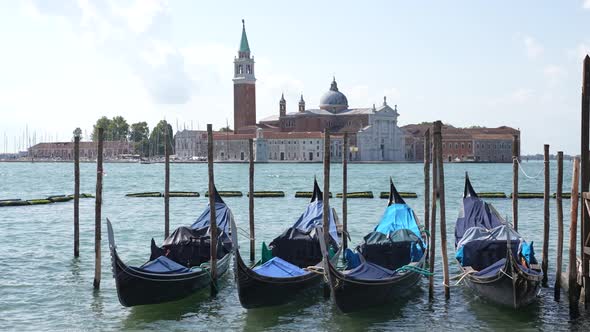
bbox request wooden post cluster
[512,135,519,231]
[569,157,580,317]
[424,129,431,235]
[542,144,550,287]
[74,135,80,258]
[207,124,218,296]
[434,121,449,299]
[428,126,438,300]
[93,127,104,290]
[248,138,255,262]
[164,128,170,239]
[554,151,564,301]
[323,129,331,250]
[581,54,590,307]
[323,129,331,299]
[342,132,348,253]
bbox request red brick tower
[233,20,256,133]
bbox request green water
[0,161,589,331]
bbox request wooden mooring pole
[435,121,449,299]
[512,135,519,231]
[424,129,431,235]
[569,157,580,317]
[429,126,438,300]
[164,128,170,239]
[342,132,348,253]
[581,54,590,308]
[554,151,564,301]
[248,138,255,262]
[323,129,331,298]
[74,135,80,258]
[542,144,550,287]
[207,124,218,296]
[93,127,104,290]
[323,129,331,251]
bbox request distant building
[193,21,405,162]
[403,124,520,162]
[28,141,134,160]
[175,129,343,162]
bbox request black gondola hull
[326,258,425,313]
[111,250,231,307]
[462,261,541,308]
[234,249,323,309]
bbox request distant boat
[231,179,341,309]
[320,179,427,313]
[139,158,151,164]
[107,187,235,307]
[454,174,541,308]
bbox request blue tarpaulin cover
[292,199,339,244]
[346,261,397,280]
[191,202,232,233]
[253,257,309,277]
[345,248,362,270]
[521,241,537,265]
[455,197,504,246]
[137,256,191,274]
[374,204,421,240]
[473,258,507,277]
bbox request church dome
[319,78,348,112]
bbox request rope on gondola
[395,265,433,276]
[199,262,219,292]
[513,156,544,179]
[305,266,329,283]
[235,226,254,241]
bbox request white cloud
[524,36,543,59]
[570,42,590,60]
[27,0,194,105]
[488,88,535,107]
[543,65,567,85]
[584,0,590,9]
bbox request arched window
[246,65,251,74]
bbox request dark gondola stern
[388,177,406,206]
[464,172,478,198]
[311,176,323,202]
[106,218,132,307]
[229,213,242,279]
[106,218,119,278]
[211,184,225,205]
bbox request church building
[175,21,406,162]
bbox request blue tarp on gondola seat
[345,261,397,280]
[137,256,191,274]
[292,199,339,244]
[374,204,421,239]
[473,258,506,277]
[253,257,308,277]
[191,202,232,234]
[455,197,504,246]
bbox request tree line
[90,116,173,157]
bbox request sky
[1,0,590,154]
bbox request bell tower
[233,19,256,133]
[279,93,286,117]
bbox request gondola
[454,174,542,308]
[319,179,428,313]
[231,179,340,309]
[106,187,235,307]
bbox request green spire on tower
[240,19,250,53]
